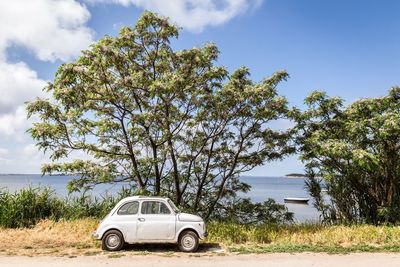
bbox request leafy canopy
[296,88,400,223]
[27,12,294,218]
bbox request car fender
[98,225,126,240]
[175,226,201,241]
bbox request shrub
[0,187,63,228]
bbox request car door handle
[138,218,145,222]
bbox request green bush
[0,187,64,228]
[0,186,296,229]
[0,187,128,228]
[210,198,293,225]
[296,88,400,223]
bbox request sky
[0,0,399,175]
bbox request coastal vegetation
[1,11,400,256]
[296,89,400,224]
[1,186,400,255]
[0,187,292,228]
[0,187,114,228]
[27,11,294,220]
[2,218,400,256]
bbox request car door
[112,201,139,243]
[136,200,176,240]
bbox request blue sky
[0,0,399,175]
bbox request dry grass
[2,219,400,256]
[0,218,100,256]
[207,222,400,253]
[272,225,400,246]
[207,222,400,247]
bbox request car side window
[117,201,139,215]
[141,201,171,215]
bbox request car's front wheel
[102,230,125,251]
[178,230,199,252]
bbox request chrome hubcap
[182,235,195,250]
[106,234,120,249]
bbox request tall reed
[0,187,63,228]
[0,186,131,228]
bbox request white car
[93,196,208,252]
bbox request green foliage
[0,187,130,228]
[0,187,64,228]
[228,244,400,254]
[296,87,400,224]
[208,221,400,251]
[0,186,292,228]
[27,11,293,218]
[210,197,293,224]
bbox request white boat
[284,197,310,204]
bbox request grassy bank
[2,219,400,256]
[0,187,119,228]
[2,187,400,256]
[0,219,99,256]
[207,222,400,253]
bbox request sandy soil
[1,253,400,267]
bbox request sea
[0,174,320,222]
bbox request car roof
[119,195,169,202]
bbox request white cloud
[0,157,11,165]
[0,1,95,172]
[0,106,27,137]
[0,0,93,62]
[0,142,94,174]
[0,62,47,114]
[87,0,263,32]
[0,0,94,136]
[0,148,8,157]
[0,61,47,140]
[22,144,41,158]
[0,144,47,173]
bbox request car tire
[178,230,199,252]
[102,230,125,251]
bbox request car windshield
[167,199,180,213]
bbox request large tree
[27,12,293,218]
[296,88,400,223]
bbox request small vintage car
[93,196,207,252]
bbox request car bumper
[92,231,100,239]
[202,231,208,238]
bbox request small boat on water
[284,197,310,204]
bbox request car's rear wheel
[178,230,199,252]
[102,230,124,251]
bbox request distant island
[285,173,308,178]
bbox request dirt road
[1,253,400,267]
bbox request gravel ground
[1,253,400,267]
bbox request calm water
[0,174,319,222]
